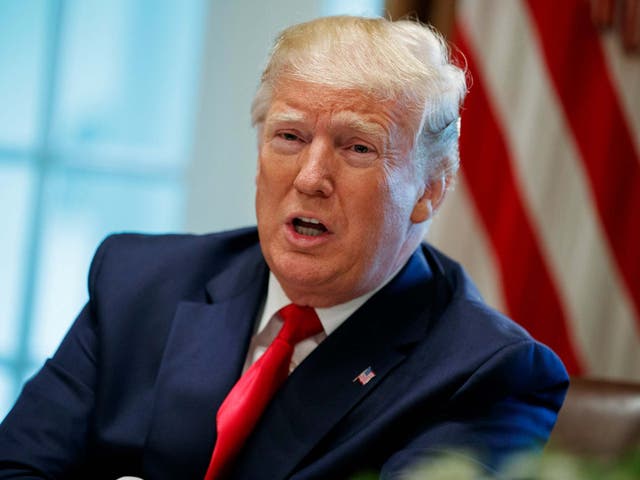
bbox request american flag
[354,367,376,385]
[427,0,640,380]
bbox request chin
[268,253,337,297]
[273,256,328,285]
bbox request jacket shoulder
[421,241,568,395]
[88,227,261,302]
[94,227,259,267]
[423,241,533,344]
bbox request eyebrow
[331,111,388,138]
[265,109,307,125]
[265,108,389,139]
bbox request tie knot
[278,304,323,345]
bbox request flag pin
[353,366,376,386]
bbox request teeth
[295,225,323,236]
[298,216,321,224]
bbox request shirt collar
[258,262,406,337]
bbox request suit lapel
[142,243,268,479]
[231,248,439,479]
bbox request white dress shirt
[243,266,404,374]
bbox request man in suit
[0,16,568,479]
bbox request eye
[352,144,370,154]
[280,132,299,141]
[343,141,378,168]
[269,130,306,155]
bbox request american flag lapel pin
[353,366,376,386]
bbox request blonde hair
[251,15,468,182]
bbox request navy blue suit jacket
[0,228,568,479]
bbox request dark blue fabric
[0,227,568,479]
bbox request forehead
[266,79,414,135]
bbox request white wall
[186,1,323,233]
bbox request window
[0,0,206,419]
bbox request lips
[292,216,328,237]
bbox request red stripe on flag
[525,0,640,325]
[454,25,584,374]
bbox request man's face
[255,79,435,307]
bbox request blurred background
[0,0,638,420]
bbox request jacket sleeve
[380,338,569,479]
[0,239,110,478]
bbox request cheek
[255,154,295,215]
[344,179,394,239]
[367,172,418,239]
[256,154,279,192]
[258,149,296,182]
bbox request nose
[293,138,334,197]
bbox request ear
[410,175,447,224]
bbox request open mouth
[292,216,328,237]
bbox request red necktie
[204,304,323,479]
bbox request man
[0,16,568,479]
